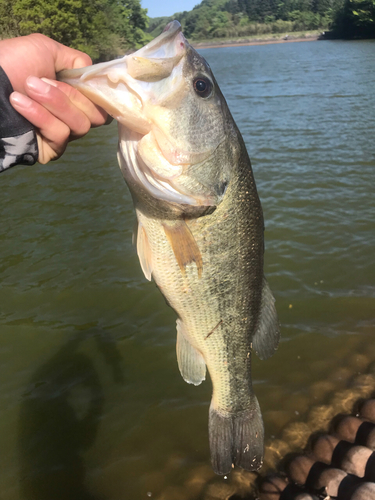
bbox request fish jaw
[57,55,152,135]
[57,21,187,136]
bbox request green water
[0,40,374,500]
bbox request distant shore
[192,32,320,50]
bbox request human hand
[0,34,111,164]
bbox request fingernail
[41,77,58,88]
[10,92,33,108]
[27,76,51,94]
[73,56,91,69]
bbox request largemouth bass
[59,21,280,475]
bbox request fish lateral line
[205,319,223,340]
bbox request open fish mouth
[58,21,185,131]
[58,21,215,206]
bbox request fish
[58,20,280,475]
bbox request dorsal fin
[163,220,203,278]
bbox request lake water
[0,39,374,500]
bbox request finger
[10,92,70,163]
[35,34,93,72]
[55,44,92,71]
[24,76,91,139]
[41,78,109,128]
[36,131,62,165]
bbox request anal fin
[252,277,280,360]
[176,319,206,386]
[135,221,153,281]
[163,220,203,278]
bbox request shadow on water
[17,331,124,500]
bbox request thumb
[73,54,92,69]
[52,40,93,72]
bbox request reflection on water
[0,39,374,499]
[18,332,123,500]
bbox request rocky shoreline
[192,33,320,50]
[155,332,375,499]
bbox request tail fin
[208,405,233,475]
[208,397,264,475]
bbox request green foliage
[146,0,341,40]
[1,0,372,56]
[331,0,375,37]
[0,0,150,61]
[144,0,373,40]
[288,9,322,28]
[0,0,18,38]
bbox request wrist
[0,39,17,90]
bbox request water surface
[0,39,374,500]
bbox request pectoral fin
[252,277,280,360]
[135,221,153,281]
[163,220,203,278]
[176,319,206,385]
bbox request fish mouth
[57,20,187,136]
[58,21,215,207]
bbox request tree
[1,0,150,61]
[0,0,19,38]
[145,0,350,40]
[331,0,375,37]
[350,0,375,32]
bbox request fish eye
[193,77,213,98]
